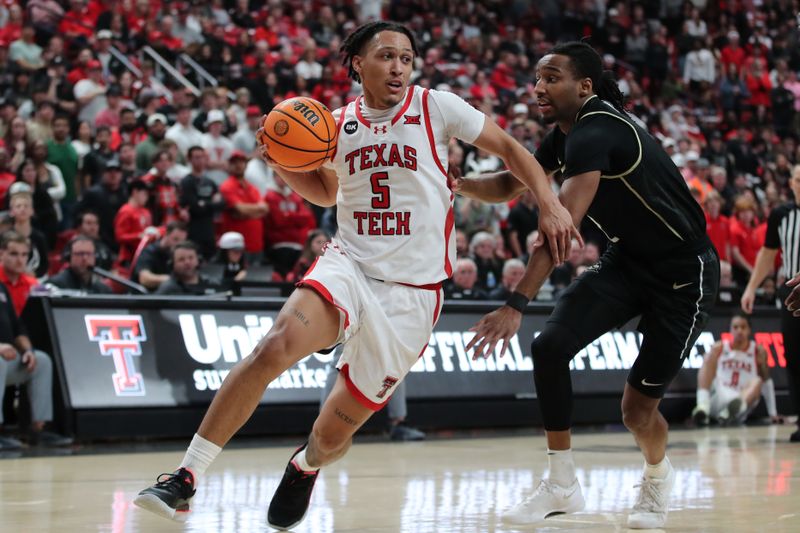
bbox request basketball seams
[264,130,333,153]
[271,108,334,144]
[261,97,337,171]
[305,99,335,154]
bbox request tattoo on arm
[289,307,310,327]
[334,407,358,426]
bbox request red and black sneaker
[267,444,320,531]
[134,467,196,522]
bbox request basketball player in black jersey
[454,42,720,529]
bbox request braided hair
[548,41,626,114]
[340,21,419,83]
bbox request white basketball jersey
[326,86,482,286]
[715,340,758,392]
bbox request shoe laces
[517,479,558,505]
[154,470,193,495]
[632,477,664,513]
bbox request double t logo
[85,315,147,396]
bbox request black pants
[531,243,720,431]
[779,285,800,419]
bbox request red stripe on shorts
[296,278,350,330]
[339,363,385,411]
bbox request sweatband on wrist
[505,291,530,312]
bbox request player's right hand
[447,162,463,193]
[785,271,800,317]
[740,287,756,314]
[538,202,583,264]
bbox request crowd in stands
[0,0,797,308]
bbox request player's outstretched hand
[538,202,582,264]
[465,306,522,360]
[785,272,800,317]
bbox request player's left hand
[538,201,583,264]
[21,350,36,373]
[785,272,800,317]
[465,306,522,360]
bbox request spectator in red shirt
[703,190,731,263]
[0,231,38,316]
[263,173,317,279]
[142,150,184,226]
[720,31,746,72]
[219,151,268,261]
[729,195,765,286]
[113,180,153,267]
[58,0,96,43]
[66,48,94,86]
[0,143,15,207]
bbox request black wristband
[505,291,530,313]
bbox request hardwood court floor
[1,425,798,532]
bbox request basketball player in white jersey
[134,21,580,530]
[692,314,781,425]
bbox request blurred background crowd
[0,0,796,305]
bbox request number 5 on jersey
[353,171,411,236]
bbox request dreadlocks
[548,41,627,114]
[340,21,419,83]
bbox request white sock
[179,433,222,480]
[644,456,671,479]
[546,448,576,486]
[293,447,318,472]
[696,389,710,411]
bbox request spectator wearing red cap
[74,59,107,125]
[219,151,268,260]
[232,106,262,155]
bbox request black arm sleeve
[764,205,784,250]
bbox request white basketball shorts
[710,382,758,422]
[297,241,443,410]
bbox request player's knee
[530,324,577,368]
[32,350,52,376]
[621,403,654,432]
[310,425,349,457]
[248,331,291,372]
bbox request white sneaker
[503,478,585,525]
[627,462,676,529]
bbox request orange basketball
[257,97,338,171]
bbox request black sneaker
[134,468,196,522]
[389,424,426,441]
[791,427,800,443]
[267,444,319,530]
[29,430,73,447]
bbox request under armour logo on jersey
[403,114,421,125]
[376,375,399,399]
[373,125,388,134]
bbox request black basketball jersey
[535,96,707,259]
